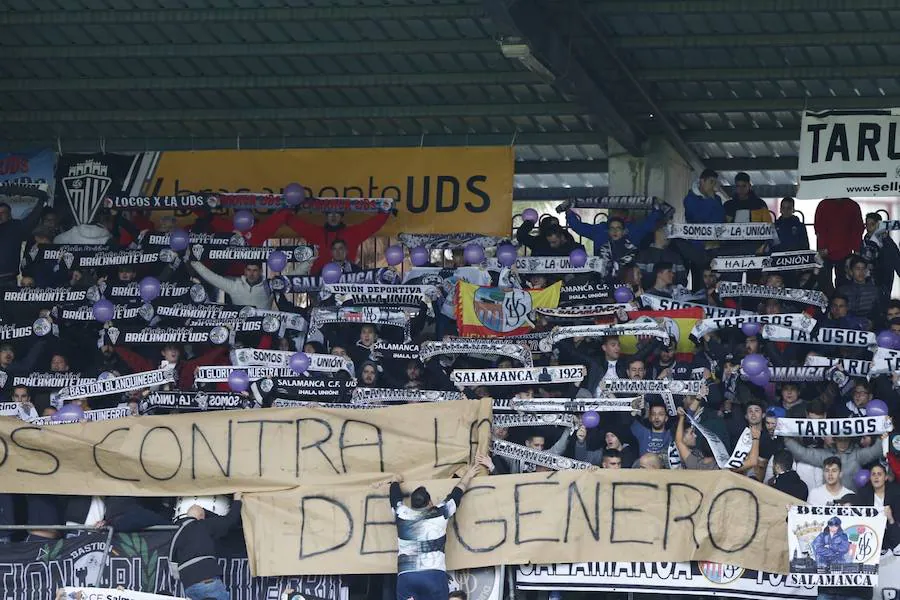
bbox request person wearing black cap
[381,462,481,600]
[169,492,243,600]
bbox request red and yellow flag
[617,307,703,362]
[456,281,561,337]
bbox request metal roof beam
[637,65,900,82]
[0,132,607,153]
[2,103,585,124]
[0,71,544,93]
[482,0,643,156]
[0,5,485,26]
[6,39,501,60]
[705,157,799,171]
[613,31,900,49]
[590,0,895,14]
[660,96,900,113]
[515,160,609,174]
[682,129,799,143]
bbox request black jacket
[171,501,242,587]
[857,482,900,549]
[515,221,583,257]
[770,470,808,501]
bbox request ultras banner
[139,147,514,236]
[0,530,342,600]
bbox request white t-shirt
[874,494,885,509]
[603,360,620,380]
[807,484,853,506]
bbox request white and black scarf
[55,368,176,402]
[419,339,533,367]
[690,313,817,340]
[538,322,669,353]
[450,365,586,387]
[716,282,828,310]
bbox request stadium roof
[0,0,891,199]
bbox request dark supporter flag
[0,530,342,600]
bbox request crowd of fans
[1,168,899,600]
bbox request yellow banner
[242,469,793,576]
[145,147,513,236]
[0,400,491,496]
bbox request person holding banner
[383,462,481,600]
[285,208,391,274]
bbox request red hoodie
[199,209,294,275]
[284,212,390,273]
[814,198,864,261]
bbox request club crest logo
[61,160,112,225]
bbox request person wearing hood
[515,216,582,257]
[683,169,726,225]
[0,198,46,287]
[285,208,392,274]
[573,421,638,468]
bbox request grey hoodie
[784,438,885,491]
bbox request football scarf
[667,222,777,241]
[495,396,642,413]
[308,305,414,342]
[397,233,506,249]
[683,410,731,469]
[190,244,316,263]
[450,365,586,387]
[716,282,828,310]
[55,368,176,402]
[805,355,871,378]
[775,416,893,438]
[710,250,822,272]
[350,387,466,405]
[690,313,817,340]
[140,391,250,414]
[194,365,292,384]
[419,339,533,367]
[557,195,657,210]
[484,256,607,274]
[761,324,875,348]
[640,293,750,318]
[537,322,669,353]
[491,438,594,471]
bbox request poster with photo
[788,505,886,587]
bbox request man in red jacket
[814,197,864,293]
[285,209,391,274]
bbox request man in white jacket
[189,260,273,309]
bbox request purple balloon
[170,228,190,252]
[866,399,889,416]
[284,183,305,207]
[385,245,405,267]
[582,410,601,429]
[741,322,761,337]
[410,246,429,267]
[52,403,84,422]
[321,262,343,284]
[877,329,898,349]
[92,298,115,322]
[233,210,255,233]
[741,353,769,377]
[228,369,250,393]
[853,469,871,489]
[748,369,771,387]
[464,243,485,265]
[497,243,518,268]
[522,208,539,223]
[569,248,588,268]
[613,286,634,303]
[290,352,310,375]
[267,250,288,272]
[139,276,161,303]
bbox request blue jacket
[683,188,725,224]
[812,529,849,565]
[567,209,663,256]
[774,215,810,252]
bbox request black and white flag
[761,325,876,348]
[491,439,595,471]
[350,387,465,405]
[496,397,642,413]
[716,282,829,310]
[55,368,175,402]
[140,391,250,414]
[667,222,777,241]
[450,365,586,388]
[419,339,533,367]
[711,250,822,272]
[559,282,612,306]
[55,153,156,226]
[775,416,893,438]
[640,293,751,318]
[485,256,606,274]
[690,313,817,340]
[538,322,669,352]
[194,365,292,384]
